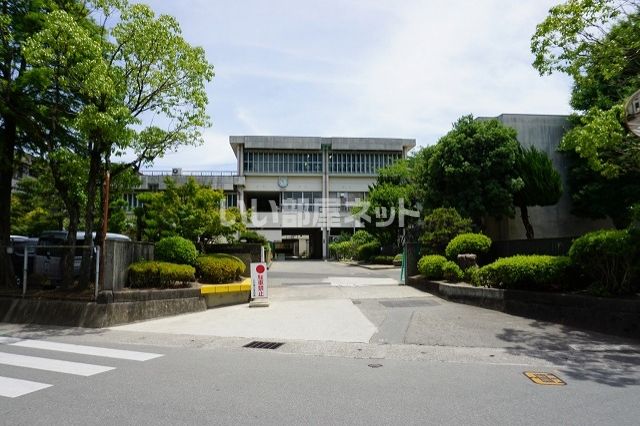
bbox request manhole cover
[352,300,362,305]
[244,341,284,350]
[368,364,383,368]
[523,372,566,386]
[379,299,438,308]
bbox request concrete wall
[102,240,154,292]
[484,114,612,241]
[328,177,375,192]
[245,176,322,192]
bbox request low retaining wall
[0,288,206,328]
[408,275,640,339]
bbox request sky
[136,0,573,171]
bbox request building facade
[135,136,416,259]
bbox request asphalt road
[0,260,638,425]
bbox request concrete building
[482,114,611,241]
[135,136,416,259]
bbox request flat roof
[229,136,416,155]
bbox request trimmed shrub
[155,236,198,266]
[128,261,195,289]
[442,261,464,282]
[445,233,492,260]
[196,254,246,284]
[418,255,448,280]
[357,241,380,261]
[569,229,639,295]
[329,240,356,260]
[351,230,377,246]
[420,208,473,255]
[393,253,403,266]
[463,265,479,283]
[371,255,395,265]
[472,255,571,290]
[239,230,268,246]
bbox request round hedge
[155,236,198,266]
[472,255,570,290]
[442,260,464,283]
[128,261,195,289]
[417,255,448,280]
[569,229,638,295]
[445,233,492,260]
[196,254,246,284]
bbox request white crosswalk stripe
[6,339,163,361]
[0,376,52,398]
[0,337,163,398]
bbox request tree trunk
[519,205,535,240]
[78,150,101,289]
[0,117,17,288]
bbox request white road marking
[7,340,163,361]
[0,352,114,376]
[0,376,52,398]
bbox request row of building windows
[244,151,323,174]
[124,192,238,211]
[328,152,401,174]
[280,191,367,212]
[243,150,402,175]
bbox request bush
[351,230,377,246]
[371,255,395,265]
[239,230,268,246]
[357,241,380,261]
[329,240,356,260]
[442,261,464,282]
[128,261,195,289]
[569,229,639,296]
[463,265,479,283]
[445,233,492,260]
[155,236,198,266]
[393,253,403,266]
[418,255,448,280]
[420,208,473,255]
[472,255,570,290]
[196,254,246,284]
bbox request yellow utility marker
[523,372,566,386]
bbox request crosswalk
[0,337,163,398]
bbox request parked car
[34,231,130,283]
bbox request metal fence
[2,243,101,300]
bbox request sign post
[250,262,269,307]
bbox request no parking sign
[250,263,269,307]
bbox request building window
[244,150,322,174]
[329,152,401,175]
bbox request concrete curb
[200,278,251,308]
[408,275,640,339]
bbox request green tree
[0,0,90,287]
[24,1,214,287]
[136,177,246,248]
[426,115,521,226]
[355,160,418,250]
[419,207,473,255]
[513,146,563,239]
[532,0,640,226]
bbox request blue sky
[139,0,572,171]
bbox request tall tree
[0,0,88,287]
[425,115,522,226]
[513,146,563,239]
[532,0,640,226]
[25,1,214,287]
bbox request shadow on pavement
[497,321,640,388]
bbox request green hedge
[569,229,639,295]
[371,255,395,265]
[442,261,464,283]
[418,255,448,280]
[196,254,246,284]
[420,208,473,255]
[155,236,198,266]
[393,253,403,266]
[329,240,356,260]
[445,233,492,260]
[472,255,570,290]
[128,261,195,289]
[357,241,380,261]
